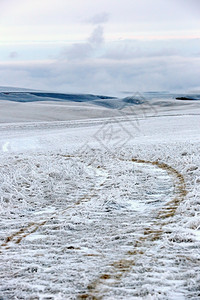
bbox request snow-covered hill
[0,89,200,299]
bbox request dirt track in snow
[78,157,187,299]
[0,154,187,299]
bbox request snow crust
[0,99,200,299]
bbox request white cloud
[0,0,199,94]
[0,0,199,44]
[86,12,109,25]
[1,55,200,95]
[61,24,105,60]
[9,51,19,59]
[88,26,104,45]
[62,43,93,60]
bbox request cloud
[88,25,104,45]
[50,56,200,94]
[61,24,105,60]
[101,38,200,61]
[86,12,109,24]
[0,0,199,97]
[1,55,200,95]
[62,43,93,60]
[9,51,19,59]
[1,0,199,45]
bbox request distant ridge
[0,86,40,92]
[1,87,199,110]
[0,91,116,103]
[0,90,148,109]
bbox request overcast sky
[0,0,200,95]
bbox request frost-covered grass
[0,106,200,299]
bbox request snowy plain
[0,93,200,299]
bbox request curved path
[0,155,187,299]
[78,157,187,300]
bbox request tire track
[0,155,187,299]
[78,157,187,300]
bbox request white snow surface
[0,99,200,299]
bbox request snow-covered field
[0,97,200,299]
